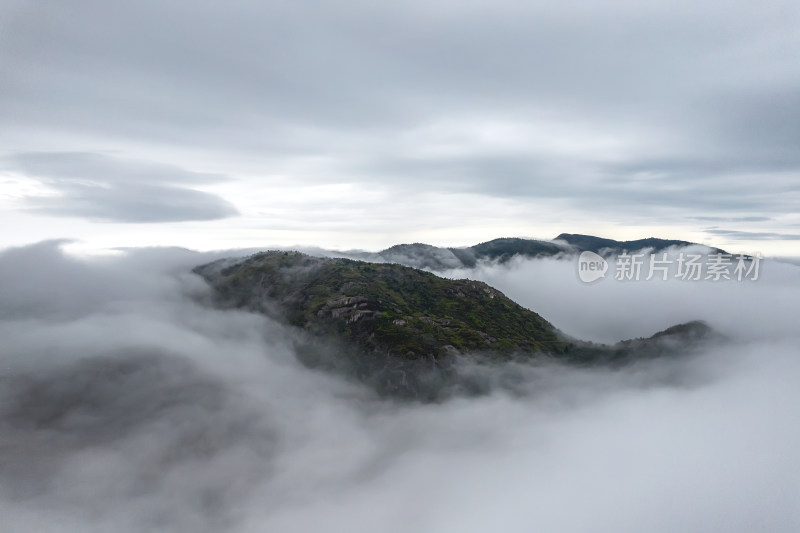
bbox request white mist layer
[0,242,798,532]
[438,248,800,343]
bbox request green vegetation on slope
[196,251,567,361]
[194,251,717,399]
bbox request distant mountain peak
[554,233,727,256]
[335,233,727,272]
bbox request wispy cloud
[3,152,239,222]
[705,228,800,241]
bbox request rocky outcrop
[194,251,719,399]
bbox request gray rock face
[194,251,721,400]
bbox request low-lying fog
[1,241,798,532]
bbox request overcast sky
[1,0,799,254]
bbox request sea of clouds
[0,241,798,532]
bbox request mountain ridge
[335,233,729,271]
[194,249,719,399]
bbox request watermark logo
[577,251,762,283]
[578,251,608,283]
